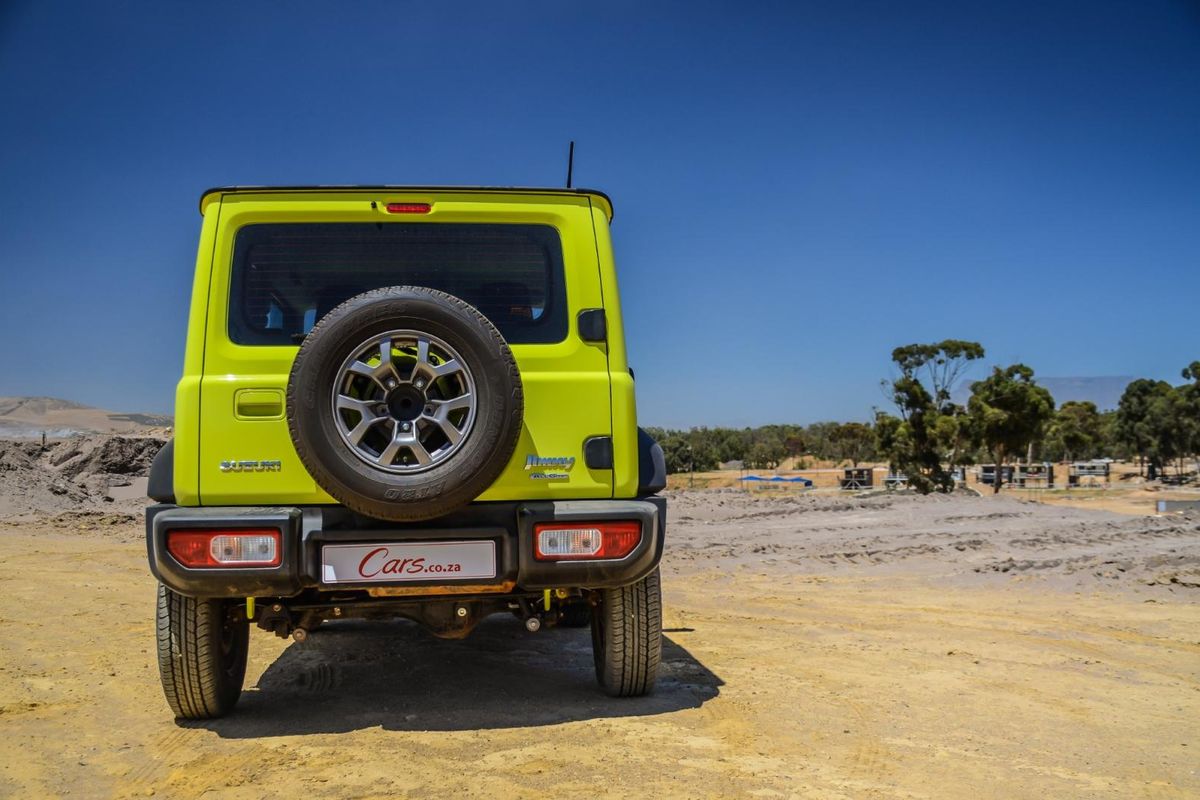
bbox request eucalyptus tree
[968,364,1055,494]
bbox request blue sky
[0,1,1196,427]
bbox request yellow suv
[146,186,666,719]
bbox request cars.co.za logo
[357,547,464,578]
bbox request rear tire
[591,569,662,696]
[155,584,248,719]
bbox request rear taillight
[166,529,282,568]
[534,521,642,561]
[385,202,431,214]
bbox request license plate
[321,541,497,584]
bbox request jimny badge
[525,454,575,480]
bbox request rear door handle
[235,389,284,419]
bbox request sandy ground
[1,492,1198,799]
[1011,486,1200,516]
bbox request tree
[830,422,875,467]
[1117,379,1172,478]
[683,430,720,472]
[745,439,787,470]
[1046,401,1103,462]
[656,433,692,474]
[1061,364,1200,479]
[783,432,807,459]
[932,402,977,476]
[874,410,911,471]
[1096,410,1124,460]
[891,340,986,409]
[727,428,759,463]
[653,430,719,474]
[1138,381,1198,479]
[1180,362,1200,472]
[802,421,841,461]
[968,364,1055,494]
[881,340,986,493]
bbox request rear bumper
[146,498,665,599]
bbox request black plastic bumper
[146,497,666,599]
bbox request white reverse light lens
[537,527,603,558]
[210,534,278,565]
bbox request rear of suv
[146,187,667,719]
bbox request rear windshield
[228,223,567,345]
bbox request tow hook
[292,628,309,643]
[256,602,294,639]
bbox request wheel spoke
[434,416,463,446]
[347,360,378,381]
[346,415,385,445]
[335,329,477,473]
[336,395,387,445]
[431,393,472,414]
[380,336,409,386]
[430,358,463,379]
[425,393,471,446]
[406,437,434,465]
[380,427,433,466]
[347,359,400,389]
[335,395,375,414]
[410,337,463,385]
[377,428,403,466]
[409,337,437,385]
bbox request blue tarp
[742,475,813,487]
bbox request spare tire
[286,286,523,522]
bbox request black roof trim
[198,185,613,220]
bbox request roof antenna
[566,140,575,188]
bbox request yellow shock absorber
[246,596,255,620]
[543,589,551,611]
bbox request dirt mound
[49,435,163,477]
[0,435,166,519]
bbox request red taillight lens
[166,529,282,568]
[385,202,431,214]
[534,521,642,561]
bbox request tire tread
[593,568,662,697]
[155,584,247,719]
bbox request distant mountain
[0,396,172,438]
[0,397,90,416]
[1035,377,1134,411]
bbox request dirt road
[1,493,1197,798]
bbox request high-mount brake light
[166,529,282,568]
[385,202,431,214]
[534,520,642,561]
